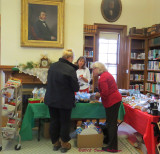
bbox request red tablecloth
[123,103,160,154]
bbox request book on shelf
[156,84,160,95]
[151,84,156,93]
[149,36,160,46]
[130,74,133,80]
[148,49,160,60]
[147,24,160,36]
[131,53,145,59]
[131,64,145,70]
[129,84,144,91]
[145,82,160,94]
[145,83,150,91]
[148,61,160,70]
[129,27,147,36]
[130,74,144,80]
[84,24,97,33]
[147,72,160,82]
[84,50,94,57]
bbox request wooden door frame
[94,23,128,89]
[0,15,1,92]
[0,15,1,138]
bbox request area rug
[1,136,139,154]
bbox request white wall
[84,0,153,32]
[1,0,160,66]
[1,0,84,65]
[149,0,160,25]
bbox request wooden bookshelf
[83,33,95,70]
[131,59,145,61]
[128,36,147,93]
[83,33,97,92]
[147,70,160,72]
[130,80,144,82]
[146,33,160,95]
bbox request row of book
[131,64,145,70]
[145,83,160,94]
[84,50,94,57]
[129,24,160,36]
[129,84,144,91]
[131,52,145,59]
[147,72,160,82]
[130,74,144,81]
[129,27,147,36]
[147,24,160,36]
[149,37,160,46]
[148,61,160,70]
[84,24,97,33]
[148,49,160,60]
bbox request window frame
[94,23,127,89]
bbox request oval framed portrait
[101,0,122,22]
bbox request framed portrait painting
[21,0,64,48]
[101,0,122,22]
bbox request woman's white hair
[62,49,74,59]
[92,61,107,74]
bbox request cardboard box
[77,133,104,148]
[43,122,50,138]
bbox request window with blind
[99,32,119,82]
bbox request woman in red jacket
[92,61,122,153]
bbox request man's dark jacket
[44,58,79,109]
[34,20,53,40]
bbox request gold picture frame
[21,0,64,48]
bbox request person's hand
[51,36,56,40]
[95,92,100,100]
[79,75,83,78]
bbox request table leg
[38,118,41,141]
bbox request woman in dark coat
[44,49,79,153]
[92,61,122,153]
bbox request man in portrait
[32,11,56,41]
[102,0,121,22]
